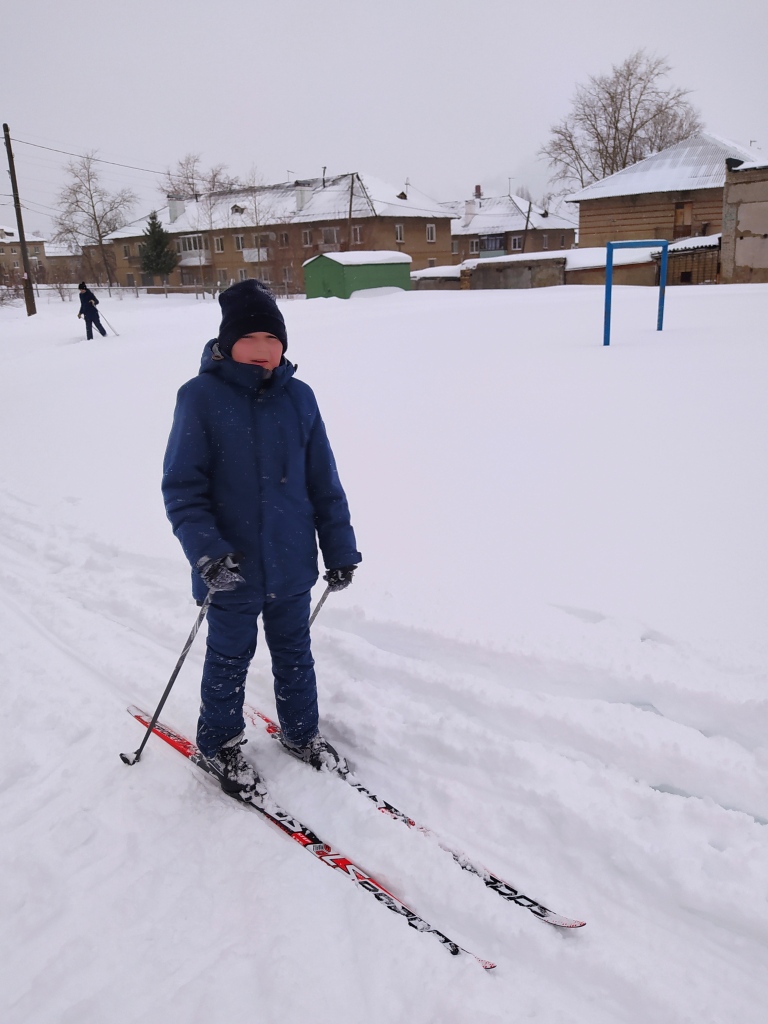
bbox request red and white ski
[126,705,496,970]
[243,703,585,930]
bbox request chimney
[463,199,477,226]
[295,184,312,212]
[168,196,186,223]
[474,184,482,199]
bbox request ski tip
[541,913,586,929]
[478,957,497,971]
[119,751,139,765]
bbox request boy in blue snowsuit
[162,280,361,795]
[77,282,107,338]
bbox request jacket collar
[198,338,296,392]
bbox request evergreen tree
[140,211,179,279]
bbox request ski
[244,703,585,930]
[126,706,496,970]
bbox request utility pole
[3,123,37,316]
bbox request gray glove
[323,566,356,592]
[196,554,245,592]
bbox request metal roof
[567,134,762,203]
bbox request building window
[180,235,208,252]
[322,227,338,245]
[395,223,404,243]
[123,244,130,258]
[426,224,436,243]
[511,235,522,251]
[234,235,244,251]
[542,234,549,250]
[11,247,17,254]
[469,239,479,254]
[283,266,293,283]
[13,260,20,268]
[238,268,248,281]
[560,234,565,248]
[259,268,272,285]
[218,269,229,284]
[279,232,289,248]
[175,240,181,253]
[451,240,459,255]
[214,236,224,253]
[428,258,436,267]
[138,243,146,256]
[480,235,504,251]
[302,229,313,247]
[0,247,4,254]
[352,225,362,245]
[126,274,135,287]
[33,246,39,254]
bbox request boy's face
[231,332,283,370]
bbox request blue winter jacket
[162,340,361,602]
[79,289,99,316]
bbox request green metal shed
[303,250,412,299]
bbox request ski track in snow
[1,290,768,1023]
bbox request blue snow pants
[197,590,318,758]
[85,313,107,339]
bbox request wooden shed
[567,134,761,248]
[303,251,412,298]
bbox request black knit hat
[78,282,87,290]
[217,280,287,355]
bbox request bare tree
[541,50,704,191]
[160,153,241,199]
[54,153,136,286]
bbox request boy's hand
[197,554,245,592]
[323,566,356,592]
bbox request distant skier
[77,282,107,339]
[162,280,361,796]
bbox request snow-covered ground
[1,284,767,1023]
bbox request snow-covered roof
[105,173,448,242]
[651,233,721,254]
[304,250,411,268]
[461,245,656,273]
[442,194,577,236]
[410,264,462,279]
[0,226,48,241]
[567,134,762,203]
[731,159,768,173]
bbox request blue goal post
[603,240,669,346]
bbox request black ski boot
[208,733,265,797]
[280,732,349,775]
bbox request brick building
[442,189,576,264]
[102,173,452,292]
[0,225,47,285]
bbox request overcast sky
[3,0,767,236]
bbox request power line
[11,137,166,177]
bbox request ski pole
[99,312,119,337]
[309,585,331,627]
[120,592,212,765]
